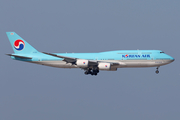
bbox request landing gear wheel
[155,70,159,74]
[84,71,88,75]
[155,67,159,74]
[84,68,99,76]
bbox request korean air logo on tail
[14,39,25,51]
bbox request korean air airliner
[6,32,174,76]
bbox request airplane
[6,32,175,76]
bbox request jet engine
[98,63,111,70]
[76,59,89,68]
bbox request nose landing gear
[155,67,159,74]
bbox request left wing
[42,52,98,65]
[42,52,77,63]
[42,52,122,66]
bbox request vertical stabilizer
[6,32,39,54]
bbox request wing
[42,52,124,66]
[42,52,76,63]
[42,52,98,65]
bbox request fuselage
[11,50,174,70]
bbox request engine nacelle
[98,63,111,70]
[76,59,89,68]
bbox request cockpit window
[160,51,164,53]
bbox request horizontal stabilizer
[6,54,32,59]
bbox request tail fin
[6,32,39,54]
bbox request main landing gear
[84,68,99,76]
[155,67,159,74]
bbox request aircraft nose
[169,56,175,63]
[165,54,175,63]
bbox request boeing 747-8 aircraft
[6,32,174,76]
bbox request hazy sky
[1,0,180,120]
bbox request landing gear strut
[84,68,99,76]
[155,67,159,74]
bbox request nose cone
[168,55,175,63]
[171,57,175,62]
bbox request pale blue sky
[1,0,180,120]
